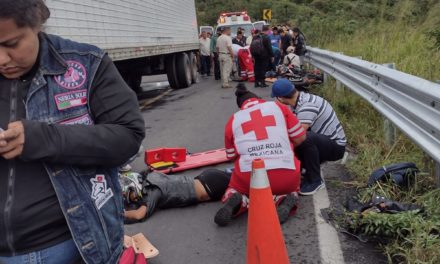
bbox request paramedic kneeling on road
[0,1,145,263]
[215,84,306,226]
[272,79,346,195]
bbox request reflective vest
[231,101,295,172]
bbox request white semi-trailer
[45,0,200,92]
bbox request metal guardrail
[304,47,440,186]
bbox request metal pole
[383,63,397,146]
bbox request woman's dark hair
[235,83,260,108]
[292,27,306,40]
[0,0,50,28]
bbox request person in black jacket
[292,27,307,66]
[280,29,292,58]
[250,26,274,88]
[232,30,246,47]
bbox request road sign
[263,9,272,20]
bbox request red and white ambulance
[215,11,255,38]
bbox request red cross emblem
[241,110,276,140]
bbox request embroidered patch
[90,175,114,210]
[54,60,87,89]
[54,89,87,110]
[60,114,93,125]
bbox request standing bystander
[199,31,211,76]
[280,29,292,58]
[216,27,234,88]
[292,27,307,66]
[250,26,274,88]
[210,28,221,80]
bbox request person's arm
[224,117,237,160]
[278,102,306,146]
[301,123,311,131]
[124,206,148,221]
[297,35,305,51]
[227,38,234,58]
[296,102,318,131]
[20,55,145,167]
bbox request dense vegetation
[196,0,440,263]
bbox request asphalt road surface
[127,76,387,264]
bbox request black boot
[276,193,299,224]
[214,192,242,227]
[260,81,269,88]
[254,81,261,88]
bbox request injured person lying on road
[120,169,231,223]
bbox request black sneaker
[260,82,269,88]
[214,192,242,227]
[299,180,325,196]
[254,82,261,88]
[276,193,299,224]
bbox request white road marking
[313,170,345,264]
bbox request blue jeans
[0,239,82,264]
[200,55,211,75]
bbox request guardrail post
[383,63,397,146]
[335,52,344,91]
[433,82,440,187]
[323,72,329,83]
[436,162,440,188]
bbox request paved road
[127,76,387,264]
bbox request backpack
[367,162,419,188]
[250,35,264,57]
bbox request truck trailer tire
[189,52,198,84]
[166,54,180,89]
[175,53,192,88]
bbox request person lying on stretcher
[121,169,230,222]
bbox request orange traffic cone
[247,159,290,264]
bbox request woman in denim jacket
[0,1,145,263]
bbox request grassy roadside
[306,3,440,262]
[311,80,440,263]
